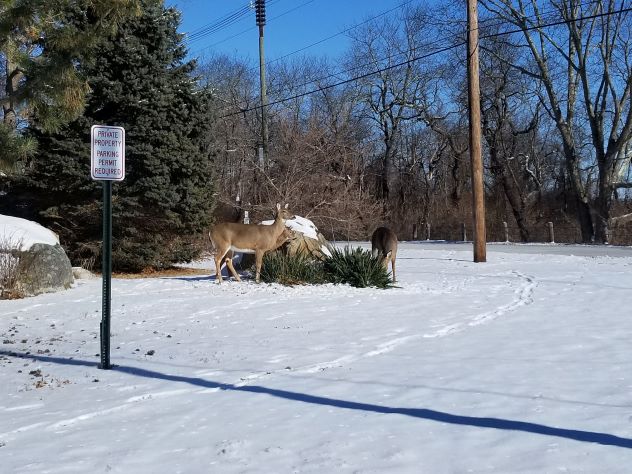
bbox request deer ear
[276,203,281,210]
[284,203,289,209]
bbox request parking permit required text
[91,126,125,180]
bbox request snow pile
[284,215,319,240]
[0,214,59,251]
[260,215,318,239]
[262,215,331,256]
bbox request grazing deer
[209,203,293,283]
[371,226,398,282]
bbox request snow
[2,241,632,472]
[261,215,332,256]
[0,214,59,251]
[260,215,319,240]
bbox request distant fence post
[547,222,555,243]
[243,210,250,224]
[461,222,467,242]
[503,221,509,242]
[426,223,431,241]
[413,223,418,240]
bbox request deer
[371,226,398,282]
[217,227,293,283]
[209,203,294,283]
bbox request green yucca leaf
[260,252,325,286]
[323,246,393,289]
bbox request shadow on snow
[3,350,631,450]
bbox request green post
[100,180,112,369]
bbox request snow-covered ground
[2,242,632,473]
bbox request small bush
[260,252,325,285]
[323,246,393,289]
[0,234,24,299]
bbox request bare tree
[481,0,632,242]
[479,30,545,241]
[346,6,439,204]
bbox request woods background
[2,0,632,271]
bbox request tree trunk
[379,153,390,201]
[3,56,21,129]
[593,170,613,243]
[450,154,462,205]
[497,165,530,242]
[562,139,594,242]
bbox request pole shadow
[3,350,631,449]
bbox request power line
[267,1,594,102]
[187,8,251,43]
[185,0,284,44]
[194,0,431,105]
[220,42,463,119]
[186,2,252,42]
[209,0,592,105]
[189,0,314,56]
[265,0,418,68]
[218,6,632,119]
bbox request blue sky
[165,0,421,63]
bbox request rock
[283,216,332,260]
[14,243,74,296]
[1,215,74,297]
[72,267,97,280]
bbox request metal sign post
[91,125,125,370]
[101,180,112,369]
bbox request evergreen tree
[0,0,141,170]
[17,0,217,272]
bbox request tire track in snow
[234,273,536,386]
[45,389,195,431]
[233,334,421,387]
[424,271,536,338]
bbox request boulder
[1,215,74,298]
[15,243,74,296]
[283,216,332,259]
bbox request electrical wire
[265,0,418,67]
[189,0,315,56]
[217,5,632,119]
[186,0,284,44]
[186,2,251,41]
[264,0,599,102]
[197,0,595,101]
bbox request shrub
[323,246,393,289]
[260,252,325,286]
[0,234,24,299]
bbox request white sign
[91,125,125,181]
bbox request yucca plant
[260,252,325,286]
[323,246,393,289]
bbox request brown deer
[371,226,398,282]
[218,227,293,283]
[209,203,293,283]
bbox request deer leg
[224,254,241,282]
[391,256,396,282]
[382,251,391,270]
[255,250,264,283]
[214,247,230,283]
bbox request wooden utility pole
[255,0,268,169]
[467,0,487,262]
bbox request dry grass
[111,267,209,279]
